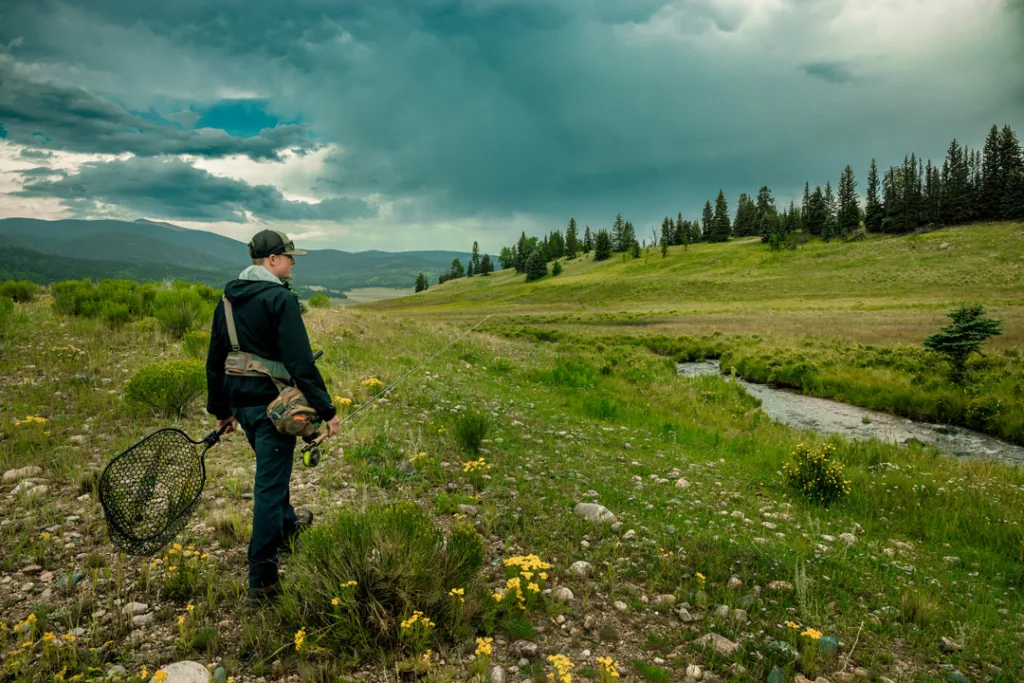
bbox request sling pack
[222,296,320,439]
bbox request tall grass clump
[274,502,485,660]
[52,279,156,320]
[0,298,23,356]
[453,410,491,454]
[182,330,210,359]
[125,359,206,417]
[152,288,213,339]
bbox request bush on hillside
[452,410,491,454]
[183,330,211,359]
[152,288,213,340]
[125,359,206,417]
[273,502,485,660]
[0,297,22,355]
[783,442,850,506]
[308,293,331,308]
[552,261,563,276]
[52,279,156,321]
[525,250,547,282]
[0,280,40,303]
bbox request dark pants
[232,405,298,589]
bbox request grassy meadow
[1,271,1023,683]
[374,223,1024,446]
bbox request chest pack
[222,296,320,439]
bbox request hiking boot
[279,509,314,554]
[247,582,282,608]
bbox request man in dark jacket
[206,229,339,606]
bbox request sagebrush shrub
[182,330,210,359]
[152,289,212,340]
[275,502,485,659]
[52,279,155,320]
[453,410,490,454]
[125,359,206,417]
[782,442,850,505]
[0,280,39,302]
[308,293,331,308]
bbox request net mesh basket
[99,428,213,556]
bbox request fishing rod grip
[301,431,330,453]
[312,349,324,361]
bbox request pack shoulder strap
[222,296,241,352]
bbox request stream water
[677,360,1024,466]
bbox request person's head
[248,230,307,280]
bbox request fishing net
[99,428,220,556]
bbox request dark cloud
[18,148,53,159]
[15,156,377,223]
[1,0,1022,246]
[802,61,856,84]
[0,60,315,160]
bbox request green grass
[2,285,1024,682]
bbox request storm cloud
[15,157,377,223]
[1,0,1022,250]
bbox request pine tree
[566,218,579,259]
[942,139,971,225]
[822,181,837,241]
[981,125,1003,220]
[498,246,513,270]
[630,240,641,258]
[701,201,714,241]
[754,186,776,238]
[414,272,428,292]
[836,165,859,237]
[710,190,731,242]
[801,182,811,226]
[514,232,529,273]
[661,217,673,248]
[480,253,493,275]
[612,214,626,252]
[1000,125,1024,220]
[865,160,883,232]
[449,258,465,279]
[733,193,756,236]
[623,221,637,252]
[471,241,481,274]
[660,234,668,257]
[525,250,547,282]
[583,226,593,253]
[594,230,612,261]
[467,261,474,277]
[673,212,685,245]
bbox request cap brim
[283,248,307,256]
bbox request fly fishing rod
[299,315,492,465]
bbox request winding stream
[678,360,1024,467]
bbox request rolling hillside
[0,218,470,292]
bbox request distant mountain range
[0,218,470,294]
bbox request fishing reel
[301,429,329,468]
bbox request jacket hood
[223,278,284,304]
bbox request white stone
[728,576,743,589]
[686,664,703,680]
[3,466,43,483]
[569,561,593,577]
[121,602,149,617]
[553,587,575,602]
[839,533,856,544]
[653,594,676,608]
[695,632,739,657]
[675,478,691,490]
[490,667,506,683]
[152,661,210,683]
[623,529,636,541]
[613,600,628,612]
[573,503,617,524]
[132,613,155,627]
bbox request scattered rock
[613,601,628,612]
[458,504,479,516]
[653,594,677,608]
[675,478,691,490]
[731,608,748,626]
[713,604,730,619]
[490,667,506,683]
[3,466,42,483]
[121,602,149,617]
[942,556,962,566]
[685,664,702,680]
[153,661,210,683]
[623,529,636,541]
[728,576,743,589]
[839,533,856,544]
[573,503,617,524]
[69,627,87,637]
[611,521,624,533]
[70,435,87,444]
[21,564,42,575]
[694,632,738,657]
[938,636,962,653]
[132,613,155,627]
[107,665,128,678]
[832,674,854,683]
[510,640,540,660]
[569,561,593,577]
[552,587,575,602]
[939,242,950,250]
[676,607,700,623]
[767,580,793,592]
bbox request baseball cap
[248,230,308,259]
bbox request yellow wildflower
[787,621,800,629]
[21,640,34,648]
[40,532,51,540]
[42,632,55,642]
[140,667,148,680]
[153,671,168,682]
[332,597,341,606]
[294,627,306,651]
[186,604,195,612]
[801,628,823,640]
[178,616,186,626]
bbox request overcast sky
[1,0,1022,253]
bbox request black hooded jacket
[205,279,336,422]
